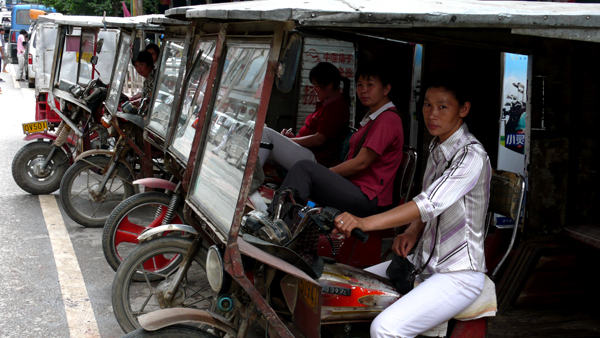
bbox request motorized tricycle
[109,0,600,337]
[11,14,126,195]
[101,17,219,271]
[57,16,192,227]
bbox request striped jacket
[411,123,492,275]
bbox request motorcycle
[57,19,188,228]
[11,18,121,195]
[101,33,218,268]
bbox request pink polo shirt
[346,106,404,206]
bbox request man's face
[422,87,470,143]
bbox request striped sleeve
[413,145,485,222]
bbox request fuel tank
[318,263,400,322]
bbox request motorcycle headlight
[206,245,225,292]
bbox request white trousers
[366,261,485,338]
[258,127,316,171]
[17,53,26,79]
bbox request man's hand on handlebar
[333,212,366,238]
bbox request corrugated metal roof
[176,0,600,29]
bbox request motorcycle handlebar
[320,206,369,243]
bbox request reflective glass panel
[170,40,216,163]
[105,33,132,115]
[147,39,185,140]
[77,31,95,86]
[191,42,269,235]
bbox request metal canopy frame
[169,0,600,44]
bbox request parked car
[26,19,37,88]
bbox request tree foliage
[38,0,160,17]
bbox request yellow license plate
[22,121,48,135]
[299,280,319,314]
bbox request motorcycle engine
[241,210,292,246]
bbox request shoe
[18,79,26,82]
[2,70,8,73]
[0,79,5,82]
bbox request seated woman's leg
[370,270,485,338]
[259,127,316,170]
[282,160,377,217]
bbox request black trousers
[278,159,378,217]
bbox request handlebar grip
[260,142,274,150]
[351,228,369,243]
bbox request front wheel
[12,141,69,195]
[102,191,185,274]
[123,325,217,338]
[60,155,134,227]
[112,237,211,333]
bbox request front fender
[75,149,134,176]
[23,134,74,165]
[138,224,197,243]
[138,308,237,336]
[133,178,177,191]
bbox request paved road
[0,65,125,338]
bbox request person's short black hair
[132,50,154,68]
[19,29,27,35]
[424,72,471,105]
[309,62,341,89]
[355,62,391,88]
[145,43,160,56]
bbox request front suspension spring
[53,123,73,147]
[162,193,181,225]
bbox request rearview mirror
[276,32,302,93]
[96,38,104,54]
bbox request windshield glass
[105,32,132,115]
[147,39,185,140]
[77,31,95,86]
[169,40,216,163]
[190,41,269,236]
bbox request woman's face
[147,48,159,63]
[422,87,470,143]
[356,75,391,112]
[311,80,333,102]
[134,61,152,78]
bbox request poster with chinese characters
[497,52,529,227]
[296,37,356,131]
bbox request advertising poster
[497,52,529,227]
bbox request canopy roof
[37,13,166,29]
[173,0,600,29]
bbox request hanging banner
[497,52,529,227]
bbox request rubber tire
[28,78,35,88]
[60,155,134,227]
[112,237,209,333]
[102,191,185,273]
[12,141,69,195]
[123,325,217,338]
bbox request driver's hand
[130,98,141,108]
[392,232,417,258]
[333,212,365,237]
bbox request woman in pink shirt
[274,63,404,217]
[16,29,27,81]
